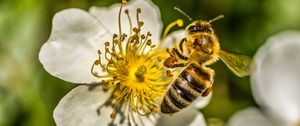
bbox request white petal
[193,92,212,109]
[156,107,206,126]
[39,8,110,84]
[89,0,163,44]
[54,85,158,126]
[54,85,111,126]
[161,30,186,48]
[227,107,274,126]
[251,31,300,124]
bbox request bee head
[186,21,213,34]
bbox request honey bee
[160,10,251,114]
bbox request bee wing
[218,50,251,77]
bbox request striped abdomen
[161,64,213,114]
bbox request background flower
[228,31,300,126]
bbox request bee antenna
[209,15,224,23]
[174,7,193,22]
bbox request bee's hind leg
[202,86,212,97]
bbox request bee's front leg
[172,48,188,60]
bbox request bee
[160,9,251,114]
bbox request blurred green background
[1,0,300,125]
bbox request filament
[158,19,183,47]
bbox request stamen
[136,34,149,54]
[118,33,126,56]
[139,39,151,55]
[118,4,124,36]
[162,19,183,40]
[133,27,140,33]
[90,63,114,78]
[158,19,184,47]
[125,9,133,36]
[138,21,144,27]
[136,8,141,25]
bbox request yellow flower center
[91,1,183,121]
[91,5,172,119]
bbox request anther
[113,34,118,38]
[177,19,184,27]
[141,34,146,39]
[136,8,141,13]
[117,57,124,60]
[146,40,152,45]
[124,9,129,14]
[123,33,128,38]
[94,60,101,65]
[98,50,102,54]
[136,28,140,33]
[138,21,144,27]
[147,32,152,36]
[122,0,127,5]
[160,19,184,45]
[110,112,116,119]
[133,27,138,33]
[105,42,110,46]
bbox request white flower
[228,31,300,126]
[39,0,211,125]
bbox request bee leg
[166,70,173,77]
[166,48,175,57]
[201,86,212,97]
[172,62,189,67]
[179,38,187,53]
[172,48,188,60]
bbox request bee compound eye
[188,26,202,32]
